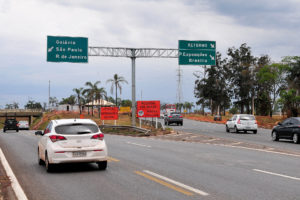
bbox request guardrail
[99,125,150,135]
[0,109,43,112]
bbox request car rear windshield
[55,123,99,135]
[240,115,255,120]
[6,120,17,124]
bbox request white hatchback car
[226,114,258,134]
[37,119,108,172]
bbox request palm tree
[94,87,107,118]
[106,74,128,107]
[83,81,101,116]
[73,87,84,114]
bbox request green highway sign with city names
[178,40,216,65]
[47,36,88,63]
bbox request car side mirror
[35,131,43,136]
[277,122,282,126]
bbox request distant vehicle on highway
[164,112,183,126]
[18,120,29,130]
[271,117,300,144]
[37,119,108,172]
[3,119,19,132]
[226,114,257,134]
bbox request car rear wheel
[181,122,183,126]
[16,129,19,132]
[253,130,257,134]
[97,161,107,170]
[45,153,54,172]
[272,131,279,141]
[3,128,6,132]
[293,133,300,144]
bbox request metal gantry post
[131,49,136,126]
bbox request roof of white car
[51,119,97,126]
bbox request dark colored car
[3,119,19,132]
[271,117,300,144]
[164,112,183,126]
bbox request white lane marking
[0,148,28,200]
[253,169,300,181]
[143,170,209,196]
[127,142,151,148]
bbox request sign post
[47,36,88,63]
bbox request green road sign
[47,36,88,63]
[178,40,216,65]
[178,49,216,65]
[179,40,216,50]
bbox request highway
[0,121,299,199]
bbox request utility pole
[131,49,136,126]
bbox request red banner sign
[101,107,118,120]
[137,101,160,118]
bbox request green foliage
[229,107,238,115]
[60,95,76,105]
[278,89,300,117]
[120,99,132,107]
[25,100,42,109]
[106,74,128,106]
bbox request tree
[73,87,84,114]
[120,99,132,107]
[283,56,300,94]
[60,95,76,105]
[227,43,256,114]
[106,74,128,107]
[194,52,231,115]
[49,97,58,107]
[257,63,288,116]
[83,81,101,116]
[25,100,42,109]
[278,89,300,117]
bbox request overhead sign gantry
[47,36,215,126]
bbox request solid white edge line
[127,142,151,148]
[143,170,209,196]
[253,169,300,181]
[0,148,28,200]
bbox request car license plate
[246,127,251,129]
[72,151,86,157]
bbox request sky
[0,0,300,109]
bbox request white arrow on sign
[210,55,215,60]
[48,46,54,52]
[210,44,215,48]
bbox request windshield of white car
[55,123,99,135]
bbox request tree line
[194,43,300,117]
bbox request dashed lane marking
[126,142,151,148]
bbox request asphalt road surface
[0,126,299,200]
[163,118,300,153]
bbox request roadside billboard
[100,107,118,120]
[137,101,160,118]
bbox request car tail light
[169,116,172,118]
[91,133,104,140]
[49,135,66,143]
[180,116,183,118]
[237,119,241,124]
[17,123,20,127]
